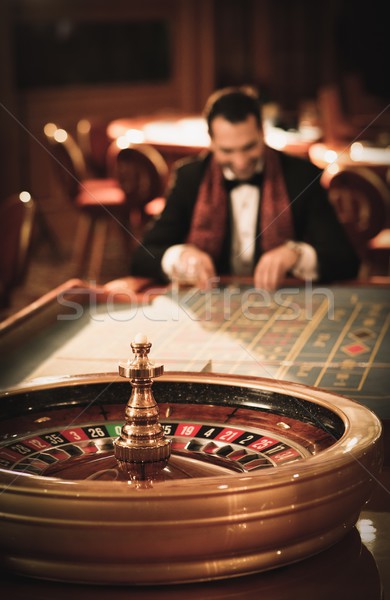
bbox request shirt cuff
[161,244,189,279]
[291,242,319,281]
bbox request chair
[327,168,390,277]
[367,229,390,275]
[0,192,36,309]
[342,72,385,119]
[317,84,360,143]
[76,118,111,178]
[107,142,168,231]
[43,123,130,281]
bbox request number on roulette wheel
[0,336,382,584]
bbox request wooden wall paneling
[172,0,215,112]
[213,0,254,88]
[7,0,218,211]
[0,1,23,197]
[189,0,216,110]
[250,1,273,101]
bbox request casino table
[0,277,389,596]
[1,277,389,417]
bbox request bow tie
[224,172,263,192]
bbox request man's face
[209,114,264,180]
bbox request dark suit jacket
[131,150,360,283]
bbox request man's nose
[231,152,250,171]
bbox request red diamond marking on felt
[342,343,369,356]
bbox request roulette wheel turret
[113,333,171,481]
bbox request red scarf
[186,146,294,262]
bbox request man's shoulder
[173,151,211,178]
[278,149,321,178]
[274,148,325,205]
[166,152,211,195]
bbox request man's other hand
[253,243,300,290]
[173,246,217,289]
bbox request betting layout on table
[1,283,389,417]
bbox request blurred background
[0,0,389,314]
[2,0,389,197]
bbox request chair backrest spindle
[0,193,36,308]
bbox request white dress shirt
[162,166,319,282]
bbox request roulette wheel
[0,528,383,600]
[0,336,383,585]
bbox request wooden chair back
[108,143,168,210]
[317,84,356,143]
[328,168,390,269]
[77,118,111,178]
[43,124,88,200]
[0,193,36,307]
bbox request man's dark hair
[204,86,262,135]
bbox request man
[131,86,360,290]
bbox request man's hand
[173,246,217,289]
[254,243,300,290]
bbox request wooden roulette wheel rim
[0,372,383,585]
